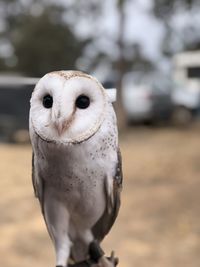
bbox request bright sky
[72,0,165,63]
[124,0,164,61]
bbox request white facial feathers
[30,71,114,144]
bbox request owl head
[30,71,116,144]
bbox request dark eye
[75,95,90,109]
[43,94,53,108]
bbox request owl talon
[88,241,118,267]
[89,240,104,263]
[68,260,91,267]
[107,251,119,266]
[67,252,118,267]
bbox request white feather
[105,88,117,103]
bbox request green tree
[13,11,87,76]
[0,1,88,76]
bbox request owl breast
[36,105,118,226]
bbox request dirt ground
[1,126,200,267]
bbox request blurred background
[1,0,200,266]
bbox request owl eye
[43,94,53,108]
[75,95,90,109]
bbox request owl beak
[53,110,74,136]
[54,121,68,136]
[56,123,65,136]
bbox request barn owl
[29,71,122,267]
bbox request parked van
[122,72,173,124]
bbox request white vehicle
[122,72,173,124]
[172,51,200,124]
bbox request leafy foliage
[0,1,88,76]
[13,11,87,76]
[153,0,198,19]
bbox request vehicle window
[187,67,200,79]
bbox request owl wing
[32,152,45,213]
[92,148,123,241]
